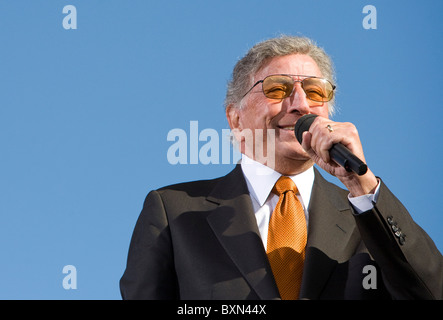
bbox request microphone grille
[294,114,318,143]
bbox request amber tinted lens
[301,78,334,102]
[262,75,294,99]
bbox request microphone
[294,114,368,176]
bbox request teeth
[281,126,294,130]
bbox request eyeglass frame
[241,74,336,102]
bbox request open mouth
[278,125,295,131]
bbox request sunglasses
[243,74,336,102]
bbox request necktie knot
[273,176,298,196]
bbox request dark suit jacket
[120,165,443,300]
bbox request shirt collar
[240,154,315,208]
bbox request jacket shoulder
[155,173,227,196]
[154,164,245,199]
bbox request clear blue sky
[0,0,442,299]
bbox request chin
[275,140,306,156]
[281,146,312,163]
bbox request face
[227,54,330,174]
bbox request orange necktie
[267,176,307,300]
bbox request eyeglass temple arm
[242,80,264,98]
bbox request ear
[226,104,241,131]
[225,104,245,150]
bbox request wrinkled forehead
[253,54,323,82]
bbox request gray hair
[225,35,336,115]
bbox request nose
[285,82,310,115]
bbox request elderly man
[120,35,443,300]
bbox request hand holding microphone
[294,114,368,176]
[293,114,380,197]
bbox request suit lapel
[205,165,360,300]
[299,168,359,299]
[206,165,280,300]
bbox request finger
[301,131,312,153]
[301,131,324,165]
[309,119,334,163]
[318,136,332,164]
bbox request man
[120,36,443,299]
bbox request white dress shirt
[240,154,379,250]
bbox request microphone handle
[329,143,368,176]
